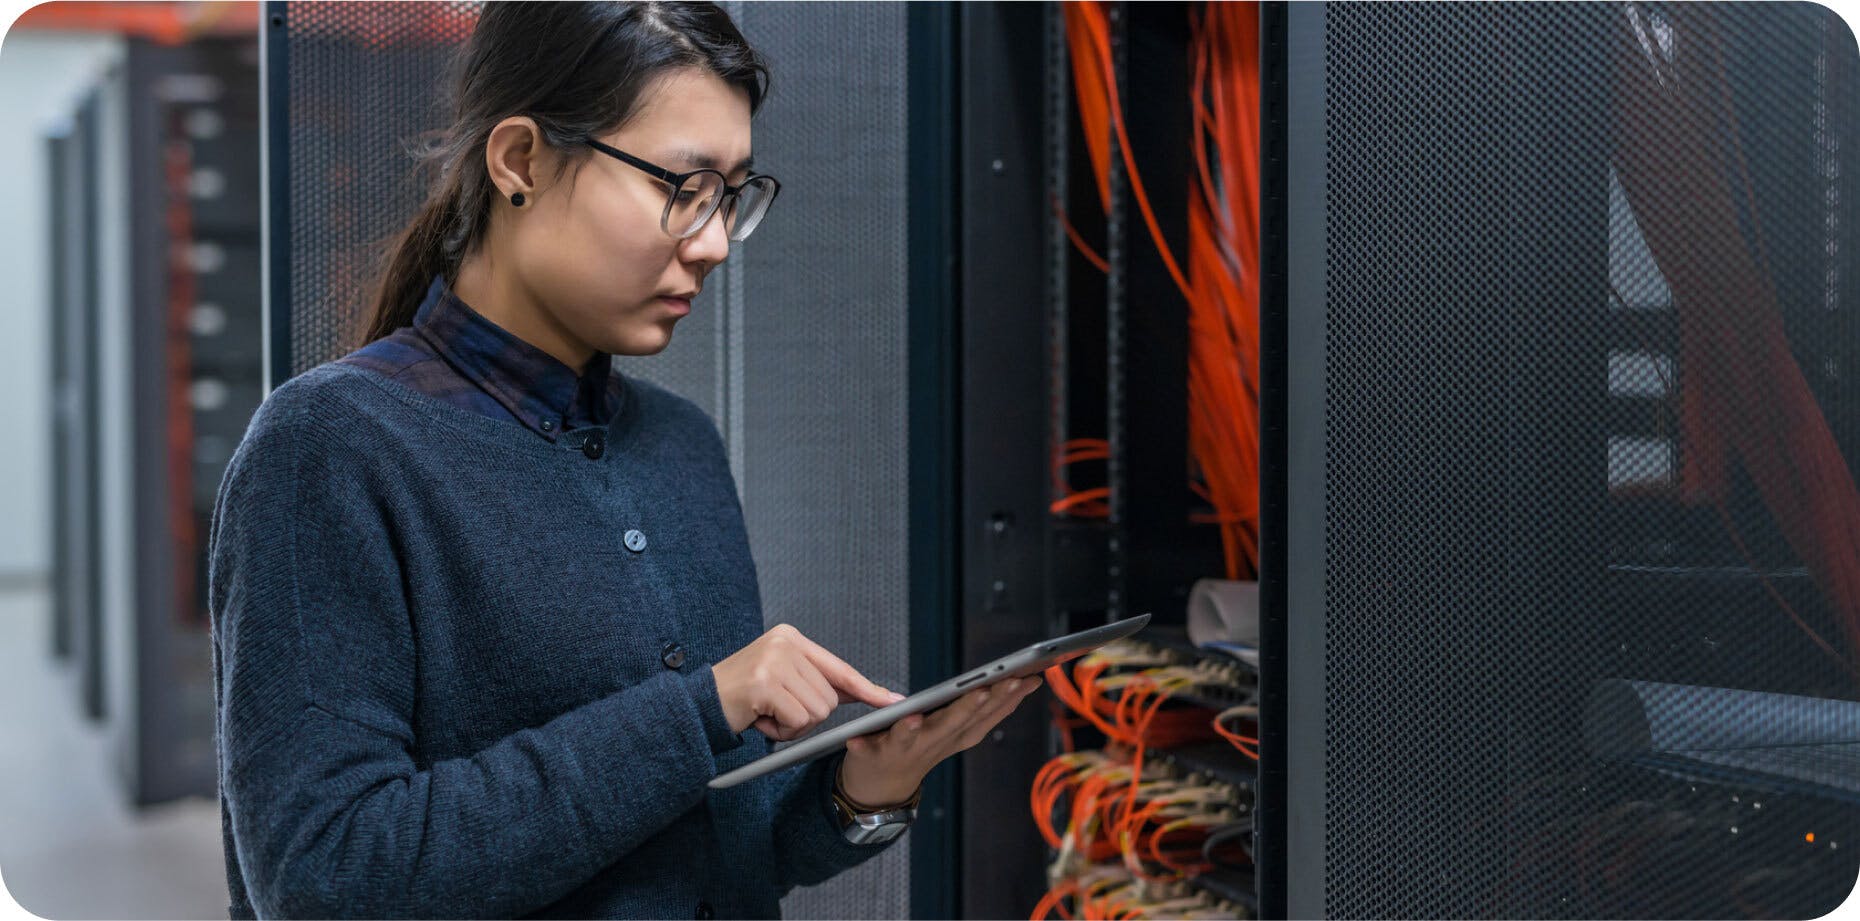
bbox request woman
[208,3,1040,918]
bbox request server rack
[970,3,1860,918]
[48,129,74,665]
[956,3,1244,918]
[50,89,111,725]
[111,36,264,805]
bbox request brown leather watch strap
[832,770,923,815]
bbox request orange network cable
[1184,1,1263,579]
[1104,673,1218,876]
[1044,648,1219,750]
[1114,782,1229,882]
[1044,651,1231,884]
[1068,769,1130,864]
[1034,752,1126,857]
[1045,657,1126,740]
[1036,768,1231,910]
[1054,1,1262,581]
[1072,873,1138,921]
[1070,2,1193,300]
[1041,662,1212,852]
[1031,759,1078,850]
[1031,879,1081,921]
[1036,785,1241,916]
[1053,192,1111,276]
[1035,657,1254,912]
[1036,870,1123,921]
[1211,705,1259,760]
[1064,2,1113,216]
[1053,438,1112,519]
[1051,3,1114,520]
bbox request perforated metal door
[1276,3,1860,917]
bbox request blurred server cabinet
[48,131,72,665]
[47,90,109,724]
[116,36,263,805]
[44,37,260,806]
[49,130,74,666]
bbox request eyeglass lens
[666,172,777,241]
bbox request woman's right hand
[710,623,905,741]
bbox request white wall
[0,32,125,578]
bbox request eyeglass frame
[583,137,782,241]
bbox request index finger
[795,635,904,708]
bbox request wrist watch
[831,772,920,845]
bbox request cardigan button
[662,643,687,670]
[695,901,714,920]
[582,432,605,459]
[624,529,647,552]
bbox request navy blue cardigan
[207,361,895,919]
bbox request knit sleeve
[768,751,907,894]
[209,382,741,920]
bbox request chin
[612,325,676,357]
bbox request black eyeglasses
[585,138,781,242]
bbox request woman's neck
[451,254,595,373]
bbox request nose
[680,198,734,266]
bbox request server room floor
[0,585,227,920]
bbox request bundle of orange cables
[1054,1,1262,582]
[1043,652,1220,751]
[1026,647,1257,915]
[1031,753,1246,918]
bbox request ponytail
[358,182,462,346]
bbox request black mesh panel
[1294,2,1860,917]
[281,1,478,375]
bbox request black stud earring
[510,192,526,207]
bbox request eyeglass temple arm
[585,137,681,185]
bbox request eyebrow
[670,147,755,175]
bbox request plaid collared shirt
[340,275,623,442]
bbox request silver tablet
[707,613,1152,789]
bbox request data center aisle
[0,585,226,920]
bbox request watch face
[841,806,914,845]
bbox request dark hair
[358,1,770,345]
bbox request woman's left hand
[836,676,1045,808]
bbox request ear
[484,116,544,202]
